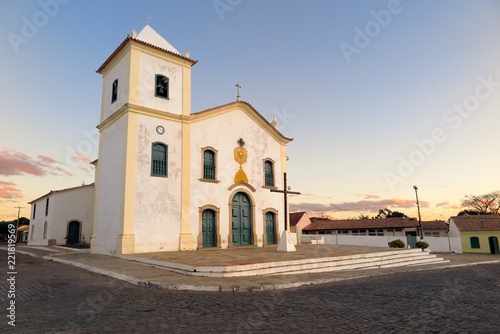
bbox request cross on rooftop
[235,83,241,101]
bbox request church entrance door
[202,209,216,247]
[266,212,276,245]
[232,192,251,246]
[67,221,80,245]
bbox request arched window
[470,236,480,249]
[31,224,34,240]
[45,198,49,216]
[151,142,168,177]
[203,150,215,180]
[111,79,118,103]
[264,160,274,187]
[33,204,36,219]
[43,222,47,239]
[155,74,169,99]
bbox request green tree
[457,209,483,216]
[375,208,407,219]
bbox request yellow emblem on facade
[234,146,248,183]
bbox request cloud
[290,197,427,214]
[360,194,381,199]
[435,201,460,210]
[0,180,23,199]
[38,155,57,164]
[73,155,91,163]
[0,149,72,177]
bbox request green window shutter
[151,143,168,177]
[470,236,480,249]
[265,161,274,186]
[203,150,215,180]
[155,74,169,100]
[111,79,118,103]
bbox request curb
[6,249,500,293]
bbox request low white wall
[311,234,463,253]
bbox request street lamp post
[413,185,424,240]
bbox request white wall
[308,234,463,253]
[95,117,126,255]
[102,52,130,121]
[133,114,183,252]
[190,108,285,248]
[28,185,94,246]
[138,53,183,115]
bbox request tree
[375,208,407,219]
[461,191,500,214]
[457,209,482,216]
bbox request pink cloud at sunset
[435,201,460,210]
[360,194,381,199]
[290,197,426,214]
[0,149,72,177]
[73,156,92,163]
[0,180,23,199]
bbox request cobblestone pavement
[1,251,499,334]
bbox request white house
[28,184,94,246]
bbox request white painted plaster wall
[318,235,462,253]
[28,197,51,246]
[28,185,94,246]
[95,118,126,255]
[138,53,183,115]
[133,114,183,252]
[102,52,130,121]
[190,108,285,248]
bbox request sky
[1,0,499,221]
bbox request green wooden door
[68,221,80,245]
[202,209,215,247]
[489,237,500,254]
[232,192,251,246]
[266,212,276,244]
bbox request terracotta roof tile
[421,221,448,231]
[303,217,420,231]
[97,35,198,74]
[28,183,95,204]
[192,101,293,142]
[450,215,500,231]
[289,212,307,227]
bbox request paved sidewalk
[5,244,500,292]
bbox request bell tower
[91,26,198,255]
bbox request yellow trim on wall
[179,119,195,250]
[191,104,292,145]
[182,65,191,116]
[90,130,103,254]
[128,47,141,105]
[117,112,138,254]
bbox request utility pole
[14,206,25,243]
[413,186,424,240]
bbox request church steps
[122,249,446,278]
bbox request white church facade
[29,26,293,256]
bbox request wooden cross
[270,172,301,230]
[235,83,241,101]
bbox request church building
[86,25,292,255]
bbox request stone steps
[123,248,448,278]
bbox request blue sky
[1,0,499,220]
